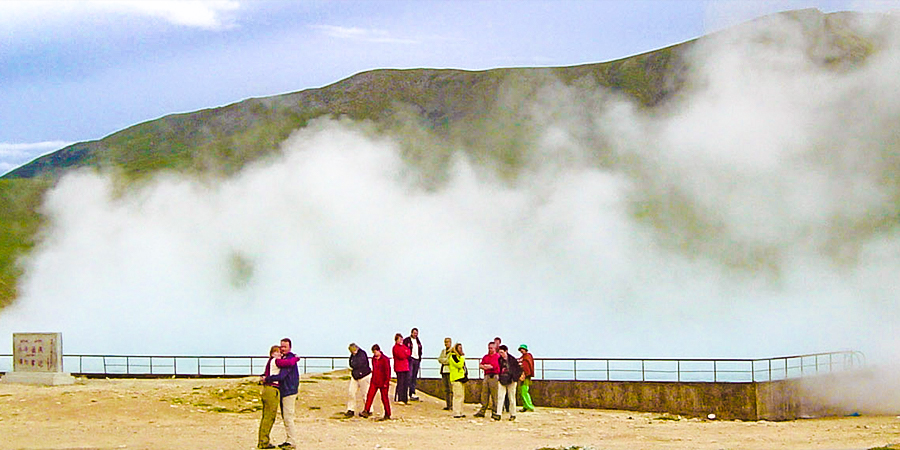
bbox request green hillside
[0,9,890,308]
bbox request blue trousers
[408,358,420,397]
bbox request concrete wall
[416,376,855,421]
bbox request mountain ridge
[0,8,894,307]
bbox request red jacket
[370,354,392,388]
[392,342,411,372]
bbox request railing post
[713,360,722,382]
[574,360,577,381]
[677,360,681,382]
[641,360,645,382]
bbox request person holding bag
[495,344,522,421]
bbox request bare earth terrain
[1,372,899,450]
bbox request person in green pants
[258,345,283,449]
[517,344,535,412]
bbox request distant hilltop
[0,8,896,308]
[2,9,888,182]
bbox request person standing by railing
[495,345,522,421]
[346,343,371,418]
[517,344,535,413]
[257,345,282,449]
[473,342,499,418]
[438,337,453,411]
[360,344,391,421]
[271,338,300,449]
[448,342,467,418]
[403,327,423,401]
[392,333,411,405]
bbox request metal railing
[0,350,864,383]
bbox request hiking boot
[344,410,355,418]
[491,413,501,421]
[377,415,391,421]
[359,411,370,418]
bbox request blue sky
[1,0,897,174]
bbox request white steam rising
[2,11,900,385]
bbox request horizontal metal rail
[0,350,864,383]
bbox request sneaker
[258,445,277,449]
[359,411,370,418]
[509,416,516,421]
[377,415,391,421]
[277,443,293,449]
[473,411,485,418]
[491,413,501,421]
[410,396,420,401]
[344,410,355,418]
[453,414,466,418]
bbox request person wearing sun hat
[517,344,535,412]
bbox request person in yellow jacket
[448,342,467,418]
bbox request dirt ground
[1,371,899,450]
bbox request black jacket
[349,349,372,380]
[498,353,522,385]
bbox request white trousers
[347,373,371,412]
[496,381,518,417]
[281,394,299,445]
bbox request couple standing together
[258,338,300,449]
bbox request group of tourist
[256,331,536,449]
[465,336,535,420]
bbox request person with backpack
[494,344,522,421]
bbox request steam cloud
[2,10,900,397]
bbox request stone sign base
[1,371,77,386]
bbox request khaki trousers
[281,394,299,445]
[497,381,518,417]
[258,385,280,447]
[477,374,498,414]
[451,381,465,416]
[347,373,371,412]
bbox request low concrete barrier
[416,376,856,421]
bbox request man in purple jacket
[268,338,300,449]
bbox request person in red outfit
[361,344,392,421]
[391,333,411,404]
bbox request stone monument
[1,332,75,385]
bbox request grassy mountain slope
[0,9,891,308]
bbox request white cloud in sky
[312,24,420,45]
[0,141,71,175]
[105,0,241,30]
[0,0,241,31]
